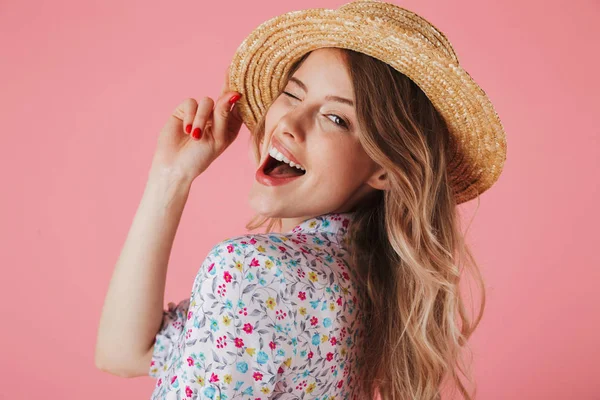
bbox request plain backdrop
[2,0,599,398]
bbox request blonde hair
[245,49,485,400]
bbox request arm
[149,238,296,399]
[95,167,192,377]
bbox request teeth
[268,146,305,171]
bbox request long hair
[245,48,485,400]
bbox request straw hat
[228,0,507,204]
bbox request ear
[366,165,390,191]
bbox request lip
[255,167,304,186]
[270,136,304,168]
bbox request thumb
[212,91,243,144]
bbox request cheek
[316,147,373,183]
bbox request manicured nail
[228,93,241,104]
[185,124,192,134]
[192,127,201,139]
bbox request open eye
[327,114,349,129]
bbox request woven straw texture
[229,0,507,204]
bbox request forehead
[291,48,353,94]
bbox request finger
[190,96,215,140]
[212,90,242,146]
[164,98,198,137]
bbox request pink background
[2,0,598,398]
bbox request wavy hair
[245,49,485,400]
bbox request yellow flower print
[261,387,271,394]
[341,347,347,356]
[266,297,276,310]
[224,374,232,384]
[321,335,328,343]
[281,236,288,242]
[329,302,335,311]
[235,261,243,272]
[284,358,292,367]
[308,272,318,282]
[306,383,316,393]
[309,221,317,228]
[150,367,158,375]
[222,315,231,326]
[342,286,349,295]
[197,376,205,386]
[246,347,256,356]
[257,245,266,253]
[265,259,273,269]
[299,307,306,316]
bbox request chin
[247,184,284,217]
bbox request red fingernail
[228,94,241,104]
[185,124,192,134]
[192,127,201,139]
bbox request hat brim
[229,4,507,204]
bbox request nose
[276,104,307,143]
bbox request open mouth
[262,154,307,178]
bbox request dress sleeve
[148,298,190,378]
[152,238,296,399]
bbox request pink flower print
[234,337,244,348]
[157,378,162,387]
[207,262,214,273]
[269,341,276,349]
[278,245,286,252]
[185,328,192,340]
[185,386,193,397]
[216,335,227,348]
[227,244,234,253]
[238,307,248,316]
[326,352,334,361]
[275,309,287,320]
[342,271,350,280]
[253,371,263,381]
[337,296,343,306]
[337,380,344,388]
[249,237,257,244]
[295,380,308,390]
[209,372,219,383]
[243,323,253,334]
[297,268,305,278]
[187,311,193,320]
[171,375,178,384]
[217,284,227,296]
[223,271,232,283]
[278,366,284,374]
[310,316,318,326]
[249,257,260,267]
[187,356,194,366]
[330,336,337,345]
[298,291,306,300]
[307,351,313,359]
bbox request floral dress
[149,212,366,399]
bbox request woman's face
[247,47,386,232]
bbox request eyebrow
[288,76,355,107]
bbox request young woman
[96,1,507,399]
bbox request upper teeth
[268,145,305,171]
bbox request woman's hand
[149,70,244,184]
